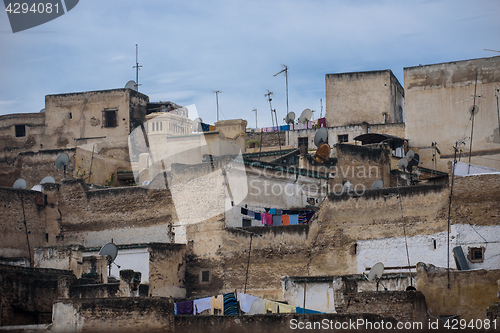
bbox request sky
[0,0,499,128]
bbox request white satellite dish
[31,185,43,192]
[13,178,27,189]
[192,117,203,132]
[367,262,385,282]
[314,127,328,147]
[54,153,70,170]
[40,176,56,184]
[125,80,136,90]
[298,109,312,124]
[284,112,295,124]
[98,242,118,265]
[397,158,408,171]
[406,150,415,160]
[372,180,384,189]
[39,108,45,113]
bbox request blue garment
[269,208,276,215]
[296,307,325,314]
[254,213,261,221]
[272,215,282,226]
[289,215,299,225]
[224,292,238,315]
[248,210,255,218]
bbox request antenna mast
[213,90,222,122]
[265,90,282,151]
[252,109,257,129]
[320,98,323,118]
[133,44,142,91]
[274,65,288,124]
[468,73,479,174]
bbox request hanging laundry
[305,211,315,222]
[201,123,210,132]
[248,298,264,315]
[237,292,261,313]
[254,213,261,221]
[276,209,282,215]
[176,300,194,315]
[278,303,296,313]
[210,295,224,315]
[296,307,325,314]
[263,213,273,226]
[241,207,248,215]
[289,215,299,225]
[272,215,282,226]
[248,210,255,218]
[318,117,327,128]
[223,292,238,315]
[209,125,216,131]
[282,215,290,226]
[263,300,279,314]
[269,208,276,215]
[265,208,270,212]
[194,297,211,314]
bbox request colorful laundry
[272,215,282,226]
[176,300,194,315]
[318,117,327,128]
[194,297,211,314]
[269,208,276,214]
[248,210,255,218]
[264,300,279,314]
[254,213,261,221]
[278,303,296,313]
[263,213,273,226]
[210,295,224,315]
[223,292,238,315]
[282,215,290,226]
[289,214,299,225]
[237,292,261,313]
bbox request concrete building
[404,56,500,172]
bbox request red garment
[318,118,327,128]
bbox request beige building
[325,69,404,127]
[404,56,500,172]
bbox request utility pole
[274,65,288,123]
[252,109,257,129]
[133,44,142,91]
[213,90,222,122]
[265,90,282,151]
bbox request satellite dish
[367,262,385,282]
[40,176,56,184]
[406,150,415,160]
[39,108,45,113]
[125,80,136,90]
[314,143,331,163]
[54,153,69,171]
[469,105,479,116]
[98,242,118,265]
[314,127,328,147]
[342,180,353,194]
[407,153,420,172]
[372,179,384,189]
[192,117,203,132]
[397,158,408,171]
[31,185,43,192]
[298,109,312,124]
[13,178,27,189]
[284,112,296,124]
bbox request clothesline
[241,207,315,226]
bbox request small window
[298,137,308,151]
[15,125,26,137]
[103,109,117,128]
[242,219,251,227]
[468,247,484,263]
[200,270,210,283]
[69,112,72,119]
[338,134,348,143]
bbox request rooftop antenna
[213,90,223,122]
[252,108,257,129]
[265,90,282,151]
[133,44,142,92]
[98,241,120,277]
[468,72,480,175]
[320,98,323,118]
[273,64,288,123]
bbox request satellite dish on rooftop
[98,242,118,265]
[31,185,43,192]
[367,262,385,282]
[314,143,331,164]
[407,153,420,172]
[406,150,415,160]
[397,158,408,171]
[54,153,69,171]
[298,109,312,124]
[192,117,203,132]
[314,127,328,147]
[125,80,136,90]
[13,178,27,189]
[39,108,45,113]
[40,176,55,184]
[284,112,295,124]
[372,179,384,189]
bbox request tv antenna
[133,44,142,92]
[98,241,120,277]
[274,64,288,123]
[320,98,323,118]
[54,153,71,179]
[252,109,257,129]
[213,90,223,122]
[468,73,481,175]
[265,90,282,151]
[484,49,500,53]
[364,262,387,291]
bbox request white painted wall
[281,278,337,313]
[356,224,500,273]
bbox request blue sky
[0,0,499,127]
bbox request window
[15,125,26,137]
[200,270,211,283]
[338,134,348,143]
[467,247,484,263]
[242,219,251,227]
[103,109,117,128]
[298,137,308,151]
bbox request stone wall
[246,131,288,148]
[148,243,186,298]
[0,264,74,326]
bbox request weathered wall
[74,147,131,186]
[0,264,74,326]
[148,243,186,298]
[416,263,500,321]
[325,70,404,127]
[246,131,288,148]
[404,56,500,171]
[34,245,83,278]
[0,113,46,163]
